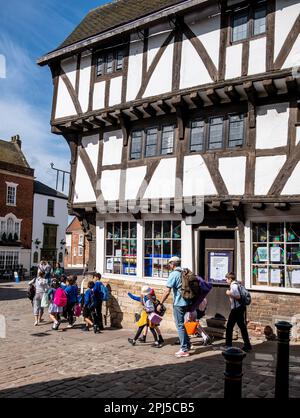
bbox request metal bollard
[222,347,246,399]
[275,321,293,399]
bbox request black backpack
[236,282,251,306]
[27,284,36,302]
[180,268,201,302]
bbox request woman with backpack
[48,279,63,330]
[28,271,49,326]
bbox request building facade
[39,0,300,337]
[31,181,68,268]
[64,217,90,268]
[0,135,34,274]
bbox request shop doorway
[198,229,236,318]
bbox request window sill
[249,285,300,295]
[102,273,168,286]
[6,203,17,207]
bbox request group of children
[127,285,212,349]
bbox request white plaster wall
[55,77,77,119]
[61,56,77,89]
[126,36,144,102]
[225,44,243,79]
[143,40,174,98]
[144,158,177,199]
[219,157,246,195]
[180,35,213,89]
[248,38,267,75]
[125,166,147,200]
[255,155,286,195]
[31,194,68,266]
[82,134,99,173]
[78,53,92,113]
[96,218,105,274]
[256,103,289,149]
[93,81,105,111]
[281,161,300,194]
[181,221,193,270]
[101,170,121,201]
[283,34,300,69]
[147,30,171,69]
[183,155,217,196]
[74,157,96,203]
[109,76,122,107]
[275,0,300,58]
[20,249,31,272]
[102,130,123,166]
[296,126,300,146]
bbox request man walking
[158,256,191,357]
[224,272,252,352]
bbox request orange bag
[184,321,198,335]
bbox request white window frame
[0,213,22,240]
[78,246,83,257]
[0,251,19,269]
[6,182,18,206]
[245,217,300,294]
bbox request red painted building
[0,135,35,274]
[65,217,89,269]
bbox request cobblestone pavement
[0,282,299,398]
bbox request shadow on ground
[0,284,27,301]
[0,340,299,398]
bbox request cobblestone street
[0,282,300,398]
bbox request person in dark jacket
[64,277,78,328]
[93,273,105,330]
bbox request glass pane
[106,53,113,73]
[208,117,224,150]
[154,240,162,257]
[121,240,129,256]
[145,128,158,157]
[131,131,142,160]
[144,258,152,277]
[286,244,300,265]
[163,221,171,238]
[122,223,129,238]
[113,258,121,274]
[269,244,284,264]
[269,223,284,242]
[252,223,267,242]
[153,258,162,278]
[190,120,204,152]
[163,240,171,258]
[107,223,113,239]
[97,55,104,76]
[232,9,248,42]
[114,222,121,239]
[162,259,169,278]
[130,222,137,239]
[269,266,284,287]
[145,222,152,239]
[154,221,162,238]
[144,240,152,257]
[253,4,266,36]
[287,267,300,289]
[172,221,181,239]
[253,244,268,263]
[173,240,181,258]
[116,49,124,71]
[252,265,268,285]
[113,240,121,255]
[130,240,137,256]
[106,240,113,256]
[228,114,244,148]
[161,125,174,155]
[286,223,300,242]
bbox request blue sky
[0,0,110,190]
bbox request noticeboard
[207,250,233,284]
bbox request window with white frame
[0,215,21,241]
[0,251,19,269]
[79,235,84,246]
[252,222,300,289]
[144,221,181,278]
[78,246,83,257]
[105,222,137,276]
[6,184,17,206]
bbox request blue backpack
[94,282,110,302]
[101,284,110,302]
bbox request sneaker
[158,337,164,344]
[175,350,190,358]
[242,345,252,352]
[34,321,38,327]
[52,321,59,330]
[203,337,213,346]
[93,325,99,334]
[82,326,90,332]
[128,338,136,346]
[187,344,195,351]
[152,341,163,348]
[138,337,146,343]
[67,324,74,329]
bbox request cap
[168,256,181,264]
[141,286,152,295]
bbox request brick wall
[0,172,34,249]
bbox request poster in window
[208,251,232,283]
[270,268,281,284]
[257,247,268,262]
[270,247,281,263]
[291,269,300,284]
[257,268,268,283]
[106,258,113,271]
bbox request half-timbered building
[39,0,300,337]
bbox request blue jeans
[173,305,190,352]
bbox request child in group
[184,298,213,346]
[48,279,63,330]
[82,281,100,333]
[128,286,164,348]
[64,277,78,328]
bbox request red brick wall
[0,172,34,249]
[64,230,89,267]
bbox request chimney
[11,135,22,149]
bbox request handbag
[184,321,199,336]
[148,312,163,325]
[74,304,82,317]
[41,292,50,308]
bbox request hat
[168,256,181,264]
[141,285,152,295]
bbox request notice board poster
[208,250,233,283]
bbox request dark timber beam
[142,103,156,117]
[129,106,144,119]
[87,116,105,128]
[189,91,204,108]
[206,88,221,105]
[243,81,257,104]
[155,99,172,114]
[100,112,116,125]
[263,79,277,97]
[285,76,298,96]
[224,85,240,102]
[252,202,266,210]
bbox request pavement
[0,281,300,398]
